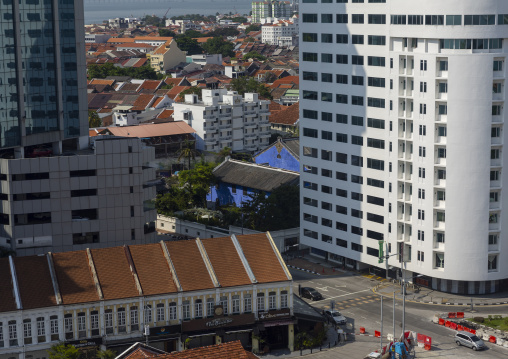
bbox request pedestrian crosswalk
[323,295,381,310]
[361,273,387,282]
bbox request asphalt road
[290,269,508,358]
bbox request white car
[324,309,347,325]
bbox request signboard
[182,313,256,333]
[149,324,181,337]
[258,308,291,322]
[66,337,102,349]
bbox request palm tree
[177,140,198,170]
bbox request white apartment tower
[299,0,508,294]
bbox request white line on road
[313,289,372,304]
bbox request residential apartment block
[261,17,299,46]
[0,233,294,358]
[0,0,157,255]
[252,0,293,23]
[299,0,508,294]
[173,90,271,153]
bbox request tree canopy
[201,37,235,57]
[230,77,272,99]
[176,37,203,55]
[208,28,240,38]
[243,51,266,61]
[245,24,261,33]
[158,28,177,37]
[48,343,80,359]
[142,15,166,27]
[177,86,203,101]
[171,14,214,22]
[87,63,162,80]
[88,110,101,128]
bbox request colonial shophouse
[0,233,294,359]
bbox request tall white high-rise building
[299,0,508,294]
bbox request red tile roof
[269,102,299,126]
[0,258,16,312]
[159,341,255,359]
[157,109,174,119]
[129,244,178,296]
[201,237,251,288]
[236,233,289,283]
[165,241,214,292]
[270,76,299,90]
[90,247,139,301]
[52,251,99,305]
[139,80,162,91]
[14,256,57,309]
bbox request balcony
[435,136,447,145]
[219,123,231,129]
[219,112,232,118]
[436,114,447,122]
[245,144,258,151]
[244,133,257,139]
[434,220,445,230]
[492,115,503,123]
[219,136,232,143]
[491,158,502,167]
[259,132,271,138]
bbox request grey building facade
[0,0,157,255]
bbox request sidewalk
[374,281,508,307]
[287,254,508,307]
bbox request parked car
[454,332,486,351]
[300,287,323,301]
[323,309,347,325]
[30,146,52,158]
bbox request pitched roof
[253,137,299,161]
[139,80,162,91]
[0,258,17,312]
[90,79,116,86]
[157,109,174,119]
[165,241,214,292]
[213,159,299,192]
[269,102,299,126]
[132,94,156,109]
[167,86,191,100]
[129,244,178,296]
[14,256,57,309]
[270,76,299,90]
[116,342,168,359]
[101,121,195,138]
[236,233,290,283]
[52,251,100,305]
[159,341,255,359]
[201,237,251,288]
[90,247,139,301]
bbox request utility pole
[380,295,383,353]
[393,291,395,343]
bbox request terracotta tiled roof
[0,258,16,312]
[157,109,174,119]
[164,78,186,86]
[269,102,299,126]
[117,43,154,48]
[14,256,57,309]
[90,247,139,301]
[165,241,214,292]
[193,37,213,43]
[167,86,191,100]
[270,76,299,90]
[236,233,289,283]
[101,121,195,138]
[90,79,116,86]
[201,237,251,288]
[139,80,162,91]
[159,341,255,359]
[119,83,142,93]
[52,251,100,305]
[129,244,178,296]
[132,94,155,109]
[151,97,165,108]
[268,101,283,114]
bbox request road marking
[312,288,371,304]
[316,287,329,292]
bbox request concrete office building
[252,0,292,24]
[299,0,508,294]
[173,89,271,153]
[0,0,157,255]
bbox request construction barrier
[490,336,497,344]
[457,312,464,318]
[445,321,451,328]
[359,327,366,334]
[375,330,381,338]
[448,312,456,318]
[450,322,457,330]
[424,336,432,351]
[457,325,464,331]
[438,318,445,325]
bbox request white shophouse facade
[299,0,508,294]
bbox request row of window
[303,129,386,149]
[302,52,386,67]
[303,110,387,130]
[302,91,386,109]
[0,293,289,346]
[303,32,386,45]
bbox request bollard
[310,348,313,353]
[328,342,330,348]
[300,348,302,356]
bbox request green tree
[155,186,191,215]
[231,16,248,23]
[182,29,204,38]
[201,37,235,57]
[230,77,272,99]
[47,343,80,359]
[96,349,116,359]
[88,110,101,128]
[245,24,261,33]
[143,15,165,27]
[216,146,232,162]
[243,51,266,61]
[87,63,160,80]
[261,71,277,83]
[243,37,256,43]
[176,37,203,55]
[178,162,216,207]
[208,28,240,38]
[177,86,203,101]
[159,28,177,37]
[177,140,198,170]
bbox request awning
[263,320,297,328]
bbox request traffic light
[378,240,384,263]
